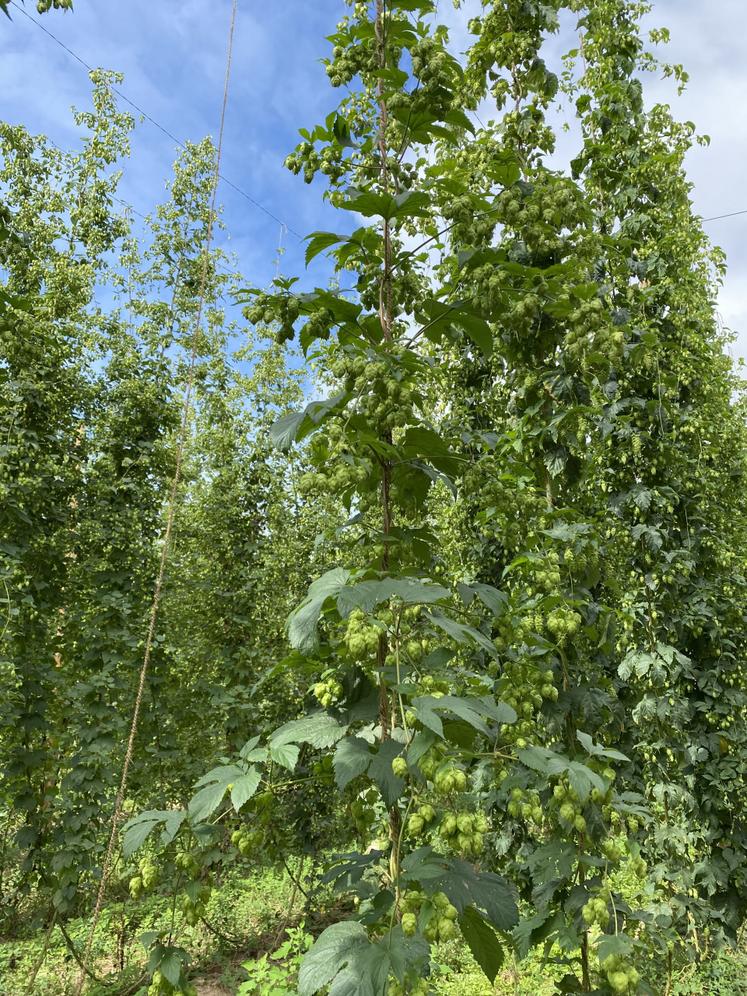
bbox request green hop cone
[391,756,408,778]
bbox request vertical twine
[69,4,239,993]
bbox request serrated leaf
[194,764,244,789]
[121,812,166,858]
[339,189,395,219]
[596,933,634,963]
[321,850,383,889]
[139,930,159,951]
[339,188,430,222]
[390,0,434,11]
[402,848,518,930]
[268,742,300,771]
[367,739,405,806]
[230,768,261,812]
[269,409,308,450]
[566,761,606,803]
[189,780,230,824]
[428,611,497,656]
[333,737,372,790]
[239,736,262,758]
[401,426,462,478]
[412,695,515,739]
[513,910,554,959]
[454,311,493,356]
[272,712,347,749]
[406,728,438,766]
[336,577,450,617]
[332,114,355,148]
[288,567,352,652]
[576,730,630,763]
[305,231,344,267]
[459,906,504,983]
[158,949,184,987]
[518,745,571,778]
[270,393,349,451]
[161,810,187,847]
[299,923,426,996]
[457,582,508,617]
[298,921,369,995]
[541,522,591,542]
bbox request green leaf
[406,728,438,766]
[401,426,463,477]
[299,923,426,996]
[158,949,184,988]
[160,810,187,846]
[457,582,508,617]
[189,780,231,824]
[566,762,606,803]
[230,768,261,812]
[268,742,300,771]
[459,906,504,983]
[596,933,634,963]
[380,926,429,984]
[189,762,250,821]
[332,114,355,148]
[339,189,396,219]
[517,747,606,803]
[270,393,349,451]
[297,921,369,995]
[389,0,434,11]
[288,567,351,652]
[269,411,306,450]
[367,739,405,806]
[517,746,569,778]
[390,190,431,219]
[194,763,244,789]
[305,232,345,267]
[454,311,493,356]
[121,811,168,858]
[417,299,492,356]
[139,931,159,952]
[333,737,372,790]
[542,522,592,542]
[427,611,497,656]
[402,848,518,930]
[412,695,515,739]
[513,910,554,959]
[339,188,430,222]
[272,713,347,749]
[576,730,630,763]
[336,577,450,617]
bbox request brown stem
[375,0,393,342]
[117,905,126,972]
[577,856,591,991]
[581,929,591,990]
[664,948,673,996]
[374,0,401,873]
[200,915,245,947]
[58,920,109,987]
[24,910,57,995]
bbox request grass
[2,866,747,995]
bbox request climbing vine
[3,2,747,995]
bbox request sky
[2,0,746,362]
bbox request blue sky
[2,0,746,361]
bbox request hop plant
[600,953,641,994]
[312,673,344,708]
[344,609,382,659]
